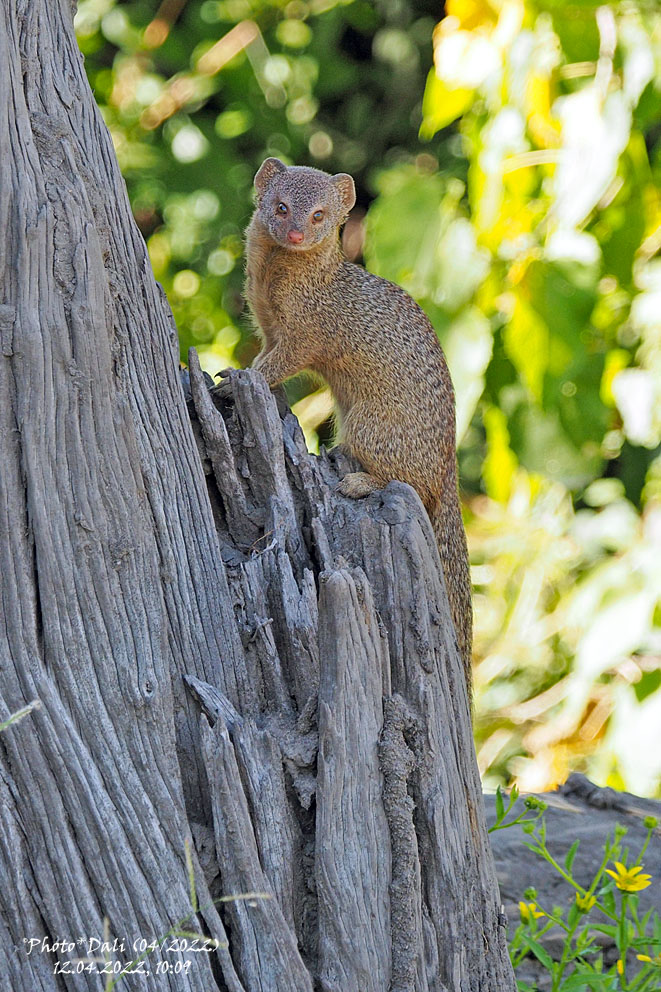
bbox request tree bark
[0,2,515,990]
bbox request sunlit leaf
[551,89,631,230]
[612,370,660,448]
[504,293,548,403]
[483,406,518,503]
[433,218,491,311]
[600,350,629,407]
[634,670,661,704]
[420,68,474,139]
[595,135,650,288]
[445,0,498,32]
[440,306,493,442]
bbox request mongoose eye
[312,210,324,223]
[277,202,288,216]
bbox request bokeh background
[75,0,661,797]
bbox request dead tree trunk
[0,1,515,990]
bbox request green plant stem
[551,912,582,992]
[619,892,630,988]
[526,839,617,922]
[489,811,541,833]
[637,827,654,865]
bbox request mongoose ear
[330,173,356,212]
[254,157,287,197]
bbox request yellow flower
[637,953,661,967]
[575,892,596,913]
[604,862,652,893]
[616,959,624,976]
[519,901,545,922]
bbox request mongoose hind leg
[337,471,382,499]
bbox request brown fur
[244,158,473,689]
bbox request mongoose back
[244,157,473,687]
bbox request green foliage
[492,793,661,991]
[77,0,661,795]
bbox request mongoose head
[254,157,356,252]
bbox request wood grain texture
[0,1,514,989]
[0,1,238,988]
[189,360,515,991]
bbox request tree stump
[0,1,515,989]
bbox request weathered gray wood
[0,1,515,989]
[316,568,391,991]
[201,716,314,991]
[0,1,240,988]
[187,361,515,990]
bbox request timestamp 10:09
[54,960,193,977]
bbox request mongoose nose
[287,230,304,244]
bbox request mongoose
[242,157,472,688]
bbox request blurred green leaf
[634,670,661,704]
[364,166,446,296]
[509,402,602,488]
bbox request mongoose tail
[429,496,473,697]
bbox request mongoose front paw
[337,472,382,499]
[213,367,236,400]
